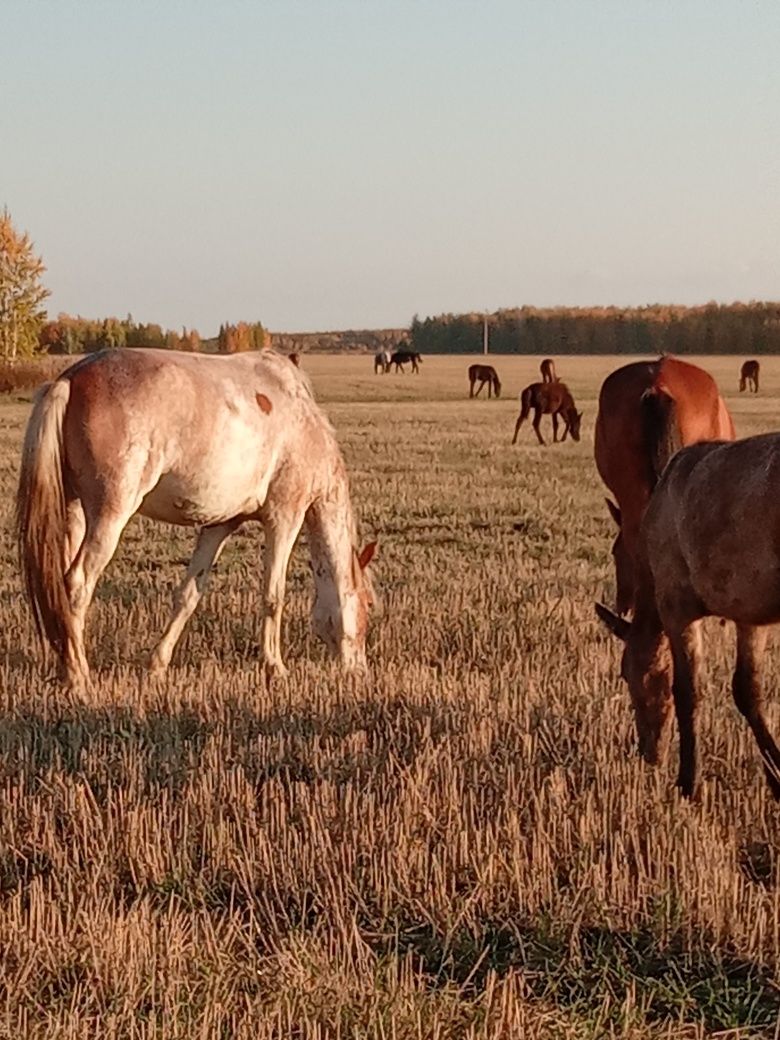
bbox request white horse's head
[312,541,378,671]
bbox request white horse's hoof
[147,653,169,677]
[262,659,289,681]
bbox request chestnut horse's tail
[15,378,72,659]
[518,385,533,418]
[641,386,682,484]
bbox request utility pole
[483,312,489,355]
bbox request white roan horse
[374,350,391,374]
[16,348,377,688]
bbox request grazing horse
[390,350,422,373]
[16,349,377,689]
[540,358,557,383]
[468,364,501,399]
[597,433,780,800]
[374,350,391,374]
[512,381,582,446]
[289,352,301,367]
[594,357,734,616]
[739,359,760,393]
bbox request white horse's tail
[16,379,72,659]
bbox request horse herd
[375,352,585,447]
[13,348,779,801]
[373,349,423,374]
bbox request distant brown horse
[594,357,734,616]
[739,359,760,393]
[540,358,557,383]
[390,351,422,373]
[512,382,581,446]
[597,433,780,800]
[468,364,501,398]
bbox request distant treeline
[39,315,267,355]
[271,328,408,354]
[35,303,780,359]
[410,304,780,356]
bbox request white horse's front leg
[149,522,236,674]
[261,513,305,677]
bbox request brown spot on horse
[256,393,273,414]
[594,356,734,616]
[512,381,581,446]
[597,433,780,800]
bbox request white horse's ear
[357,542,377,570]
[595,602,630,641]
[605,498,621,527]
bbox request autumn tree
[218,321,267,354]
[178,326,201,352]
[0,209,49,361]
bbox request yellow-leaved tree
[0,209,50,361]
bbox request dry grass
[0,356,77,395]
[1,354,780,1037]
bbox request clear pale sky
[2,1,778,335]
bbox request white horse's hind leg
[63,512,128,688]
[149,522,236,674]
[65,498,86,570]
[261,512,306,677]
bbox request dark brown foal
[468,364,501,398]
[512,381,582,446]
[739,359,760,393]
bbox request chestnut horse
[468,364,501,398]
[16,349,377,689]
[512,381,582,446]
[594,357,734,616]
[597,434,780,799]
[739,359,760,393]
[540,358,557,383]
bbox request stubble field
[1,354,780,1038]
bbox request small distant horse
[289,352,300,367]
[594,357,735,616]
[390,350,422,374]
[16,349,377,689]
[597,433,780,800]
[374,350,391,374]
[739,359,760,393]
[540,358,557,383]
[512,382,582,446]
[468,364,501,398]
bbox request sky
[2,1,779,335]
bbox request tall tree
[0,209,49,361]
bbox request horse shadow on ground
[0,702,777,1032]
[0,692,459,796]
[371,918,780,1033]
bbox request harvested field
[1,354,779,1038]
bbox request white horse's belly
[139,464,264,526]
